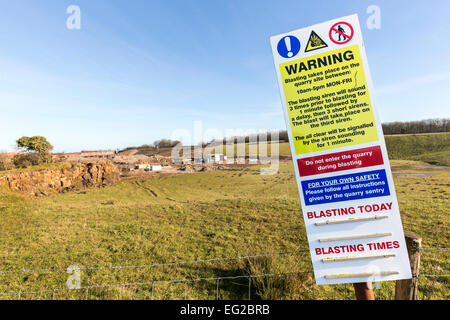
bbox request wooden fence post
[353,282,375,300]
[395,231,422,300]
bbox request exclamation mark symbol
[277,35,299,58]
[285,37,293,57]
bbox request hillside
[384,132,450,166]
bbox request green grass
[410,151,450,166]
[384,132,450,166]
[0,161,448,300]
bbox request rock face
[0,161,120,196]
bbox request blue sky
[1,0,449,152]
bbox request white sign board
[270,14,412,285]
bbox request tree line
[382,118,449,135]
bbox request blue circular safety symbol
[277,35,301,59]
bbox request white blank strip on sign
[322,253,396,263]
[315,215,389,226]
[325,271,399,279]
[318,232,392,242]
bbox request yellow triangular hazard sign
[305,31,328,52]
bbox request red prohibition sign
[329,21,354,44]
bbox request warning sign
[280,45,378,155]
[305,30,328,52]
[329,21,354,44]
[270,14,411,285]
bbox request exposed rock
[0,161,120,196]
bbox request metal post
[216,279,219,300]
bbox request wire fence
[0,247,448,300]
[0,249,310,275]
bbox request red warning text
[315,241,400,255]
[297,146,384,177]
[307,202,393,219]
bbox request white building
[135,163,150,170]
[145,165,162,172]
[202,154,227,163]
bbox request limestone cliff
[0,161,120,196]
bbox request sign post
[270,14,412,290]
[353,282,375,300]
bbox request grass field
[0,159,448,300]
[385,132,450,166]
